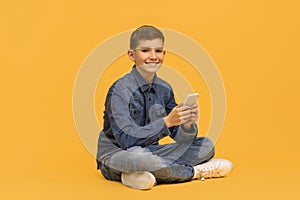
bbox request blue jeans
[98,137,215,184]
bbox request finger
[190,103,198,108]
[181,118,189,124]
[190,110,198,115]
[177,103,184,107]
[190,107,198,114]
[191,112,199,117]
[173,103,183,110]
[180,112,192,121]
[172,105,182,114]
[181,109,191,117]
[180,105,190,112]
[189,114,199,122]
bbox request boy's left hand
[183,104,199,129]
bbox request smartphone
[184,93,199,106]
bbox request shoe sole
[194,158,233,180]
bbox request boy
[96,25,233,190]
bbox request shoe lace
[199,163,221,181]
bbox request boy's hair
[130,25,165,50]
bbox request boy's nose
[149,50,158,60]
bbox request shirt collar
[131,66,158,93]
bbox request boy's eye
[138,48,164,53]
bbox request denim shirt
[97,66,197,164]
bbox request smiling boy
[96,25,233,190]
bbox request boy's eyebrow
[134,46,164,50]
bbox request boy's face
[128,38,165,76]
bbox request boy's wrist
[163,116,171,128]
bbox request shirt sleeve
[106,87,170,150]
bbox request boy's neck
[136,67,155,85]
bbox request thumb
[177,102,184,107]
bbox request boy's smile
[128,38,165,83]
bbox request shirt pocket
[129,108,144,126]
[149,104,166,122]
[155,106,167,118]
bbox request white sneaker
[193,159,233,181]
[121,171,156,190]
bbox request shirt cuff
[181,123,197,133]
[173,124,197,143]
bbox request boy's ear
[127,50,135,62]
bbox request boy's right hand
[163,103,191,128]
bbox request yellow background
[1,0,300,199]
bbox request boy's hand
[183,104,199,130]
[164,103,197,128]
